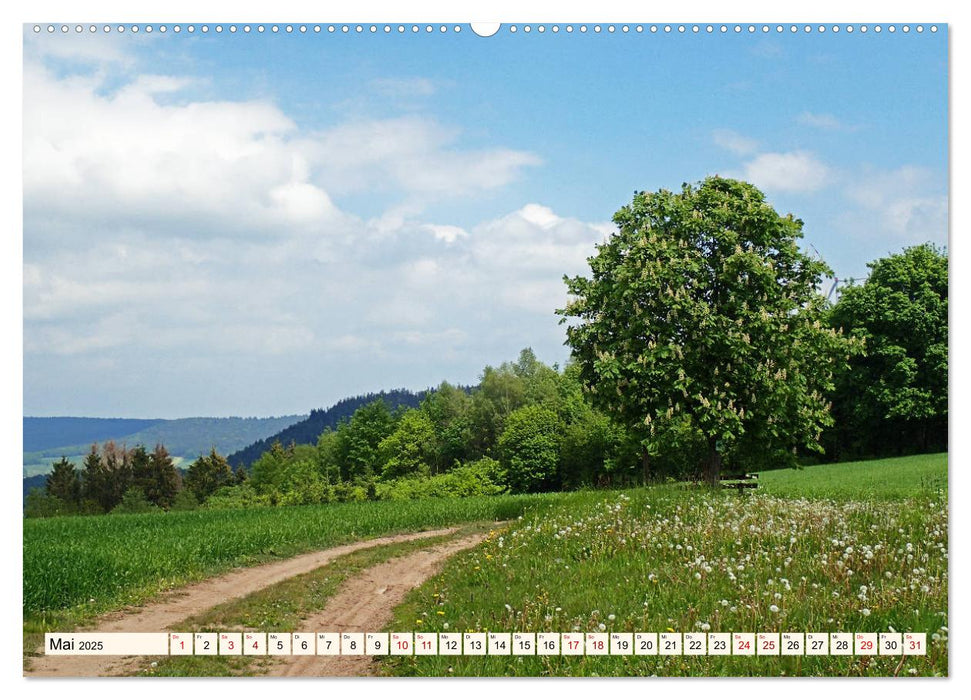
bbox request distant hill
[24,417,162,452]
[227,389,426,468]
[23,415,306,477]
[22,474,47,503]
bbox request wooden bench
[676,472,759,491]
[719,472,758,492]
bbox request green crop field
[383,455,948,677]
[23,493,564,620]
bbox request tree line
[199,348,649,508]
[26,442,247,517]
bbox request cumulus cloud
[735,150,831,193]
[842,166,947,243]
[306,117,540,197]
[466,205,611,313]
[24,61,539,245]
[24,61,350,241]
[24,199,609,412]
[796,112,848,131]
[713,129,830,193]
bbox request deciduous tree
[498,404,562,493]
[827,244,947,458]
[560,177,856,483]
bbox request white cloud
[466,204,611,312]
[517,203,562,230]
[24,63,540,246]
[736,150,831,193]
[306,117,540,197]
[22,50,584,415]
[24,61,349,240]
[423,224,469,244]
[842,166,948,243]
[712,129,760,156]
[798,111,858,131]
[24,183,616,417]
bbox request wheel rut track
[273,532,485,677]
[26,527,465,677]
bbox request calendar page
[20,7,949,683]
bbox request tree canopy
[185,447,234,503]
[560,177,857,482]
[827,244,947,458]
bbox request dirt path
[274,532,485,677]
[26,527,461,677]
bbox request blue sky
[22,24,948,417]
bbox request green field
[382,454,948,677]
[23,493,563,620]
[758,453,947,500]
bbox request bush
[378,458,508,501]
[24,489,76,518]
[111,488,158,515]
[169,489,199,511]
[203,484,273,510]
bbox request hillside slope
[24,418,162,452]
[227,389,426,468]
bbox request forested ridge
[226,389,430,468]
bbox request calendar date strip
[45,631,927,657]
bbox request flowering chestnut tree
[559,177,856,484]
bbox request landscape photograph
[21,20,948,679]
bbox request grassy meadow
[382,454,948,676]
[758,453,947,500]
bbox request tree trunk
[702,437,721,487]
[641,449,651,484]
